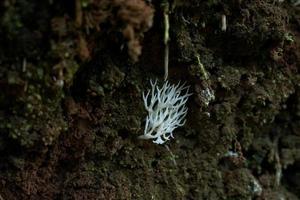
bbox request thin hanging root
[164,43,169,80]
[163,2,170,80]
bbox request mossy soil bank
[0,0,300,199]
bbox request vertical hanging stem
[164,43,169,80]
[163,1,170,81]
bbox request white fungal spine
[139,80,191,144]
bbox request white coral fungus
[139,80,191,144]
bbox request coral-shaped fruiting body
[139,80,191,144]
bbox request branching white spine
[139,80,191,144]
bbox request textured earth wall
[0,0,300,199]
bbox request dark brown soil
[0,0,300,199]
